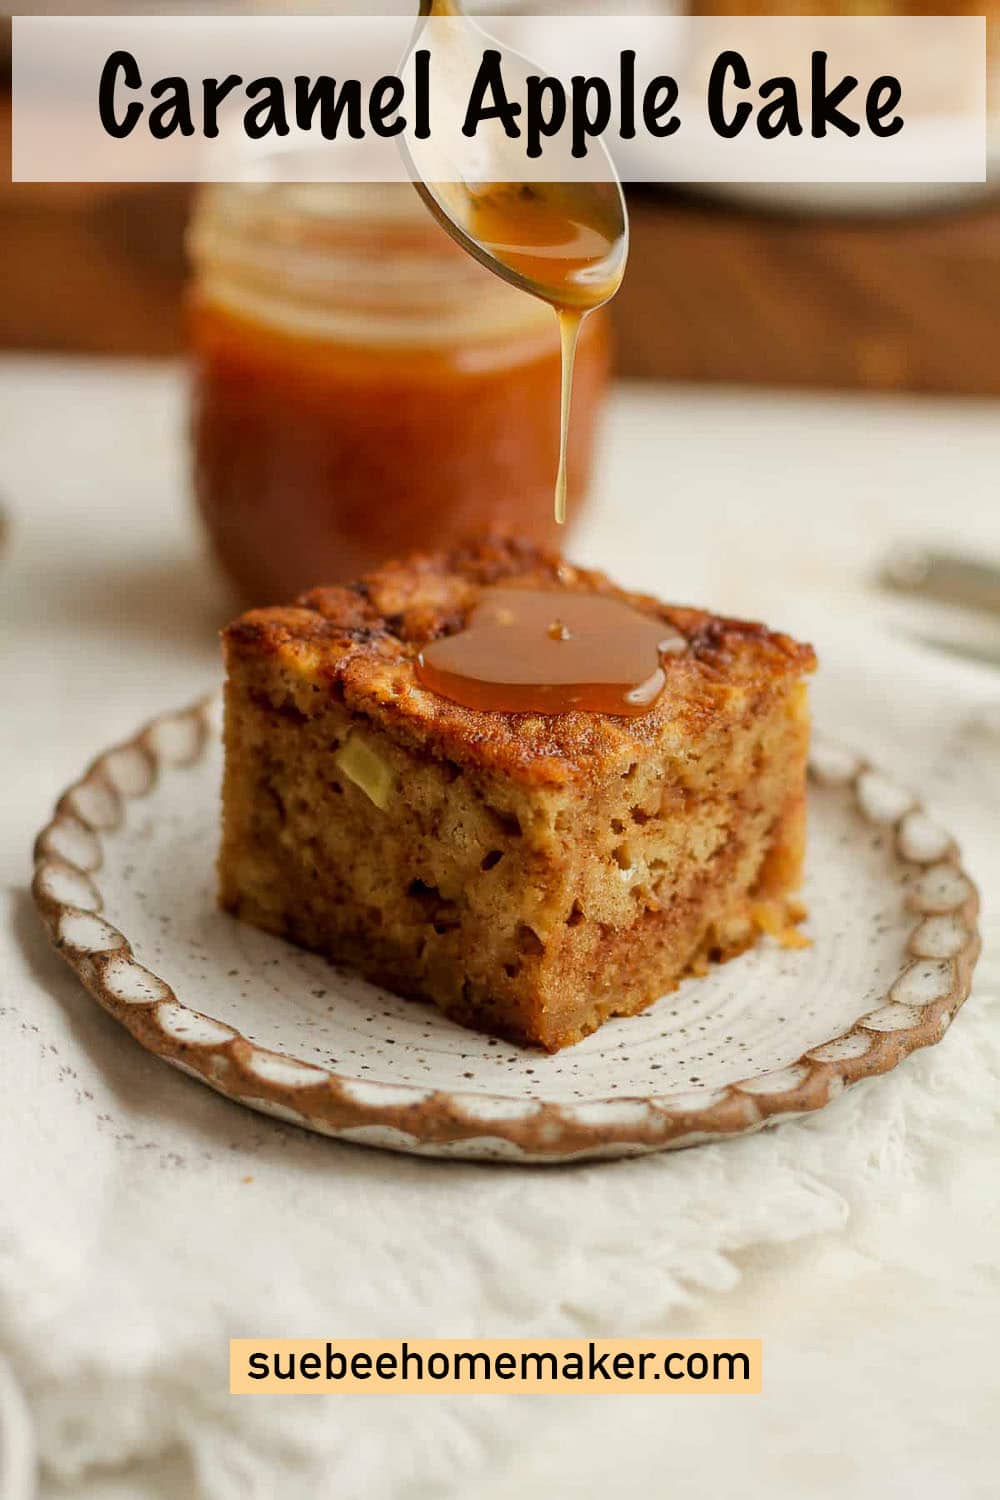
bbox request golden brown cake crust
[220,537,816,1051]
[224,537,816,787]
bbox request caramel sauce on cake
[416,586,685,716]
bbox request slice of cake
[219,539,816,1051]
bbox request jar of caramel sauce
[187,183,610,603]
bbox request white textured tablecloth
[2,359,999,1500]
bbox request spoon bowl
[404,1,628,312]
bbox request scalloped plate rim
[31,695,981,1163]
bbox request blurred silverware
[877,545,1000,670]
[880,546,1000,618]
[0,1357,36,1500]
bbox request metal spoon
[406,0,628,313]
[403,1,628,520]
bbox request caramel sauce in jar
[417,587,685,717]
[188,184,610,603]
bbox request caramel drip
[463,186,625,524]
[420,0,627,523]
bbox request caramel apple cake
[218,539,816,1051]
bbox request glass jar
[187,182,610,603]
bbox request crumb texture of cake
[219,538,816,1051]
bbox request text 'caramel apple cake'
[219,539,816,1052]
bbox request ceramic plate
[32,697,980,1163]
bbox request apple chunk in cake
[219,539,816,1051]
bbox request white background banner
[12,13,987,184]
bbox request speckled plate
[32,697,980,1162]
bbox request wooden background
[4,87,1000,393]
